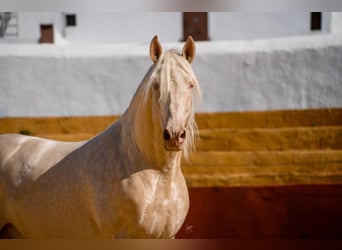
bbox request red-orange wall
[176,185,342,238]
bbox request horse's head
[148,36,201,157]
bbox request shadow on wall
[176,185,342,238]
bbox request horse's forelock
[143,50,201,159]
[146,50,201,103]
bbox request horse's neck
[119,89,182,172]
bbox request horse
[0,36,201,238]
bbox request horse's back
[0,134,27,166]
[0,134,83,185]
[0,134,34,229]
[0,134,31,188]
[0,134,85,234]
[0,135,81,203]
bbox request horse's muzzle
[163,129,186,151]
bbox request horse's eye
[189,83,194,89]
[153,83,160,90]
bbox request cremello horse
[0,36,201,238]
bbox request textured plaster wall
[0,34,341,117]
[194,34,342,112]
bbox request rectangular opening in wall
[183,12,208,41]
[39,24,54,43]
[65,14,77,27]
[311,12,322,31]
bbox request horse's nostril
[179,130,186,139]
[163,130,172,141]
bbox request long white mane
[0,37,201,238]
[124,49,201,160]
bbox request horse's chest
[115,175,189,238]
[138,195,187,237]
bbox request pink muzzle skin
[163,129,186,151]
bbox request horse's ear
[150,35,162,64]
[182,36,196,64]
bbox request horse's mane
[145,50,201,102]
[122,49,201,161]
[150,49,201,159]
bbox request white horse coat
[0,36,201,238]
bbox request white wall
[0,12,334,44]
[0,34,341,117]
[64,12,182,43]
[194,34,342,112]
[0,12,66,44]
[62,12,333,43]
[331,12,342,33]
[209,12,331,41]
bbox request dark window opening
[183,12,208,41]
[39,24,54,43]
[65,14,77,27]
[311,12,322,31]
